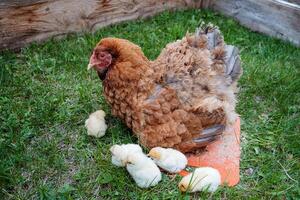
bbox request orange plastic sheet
[179,118,241,186]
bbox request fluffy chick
[126,152,162,188]
[178,167,221,193]
[85,110,107,138]
[148,147,187,173]
[110,144,142,167]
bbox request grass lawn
[1,9,299,199]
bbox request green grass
[1,9,299,199]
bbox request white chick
[110,144,143,167]
[85,110,107,138]
[126,152,162,188]
[148,147,187,173]
[178,167,221,193]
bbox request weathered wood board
[210,0,300,46]
[0,0,299,51]
[0,0,209,51]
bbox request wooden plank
[0,0,210,51]
[0,1,51,8]
[1,0,299,50]
[210,0,300,46]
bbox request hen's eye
[99,52,105,58]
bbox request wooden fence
[0,0,299,51]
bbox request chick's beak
[122,160,128,166]
[122,159,132,166]
[178,182,188,192]
[148,150,161,160]
[109,145,116,153]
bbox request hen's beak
[87,63,94,70]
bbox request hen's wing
[139,84,226,152]
[143,26,242,152]
[154,26,241,120]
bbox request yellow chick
[110,144,142,167]
[178,167,221,193]
[126,152,162,188]
[85,110,107,138]
[148,147,187,173]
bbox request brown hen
[87,26,242,153]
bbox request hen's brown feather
[92,27,241,153]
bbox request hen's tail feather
[206,28,224,50]
[195,24,224,50]
[224,45,242,83]
[175,124,225,152]
[195,25,242,83]
[193,124,225,143]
